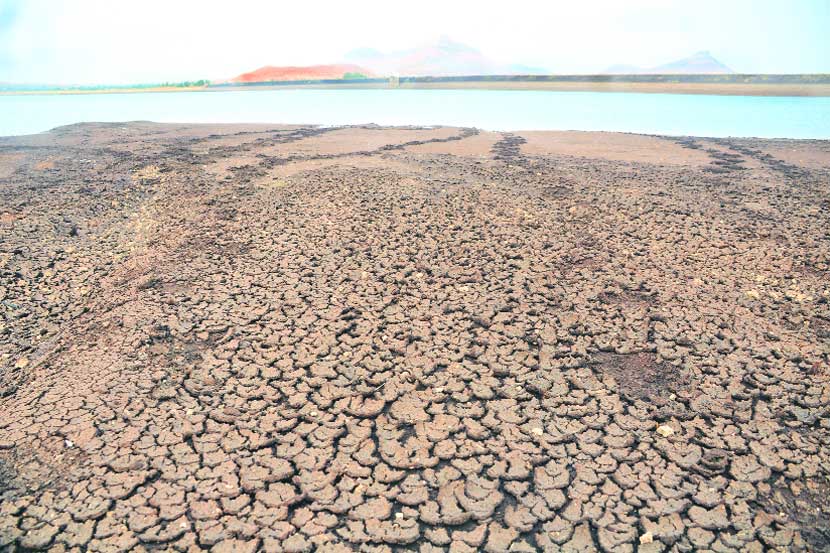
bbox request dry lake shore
[1,123,829,551]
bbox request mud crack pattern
[1,123,829,552]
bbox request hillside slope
[230,64,374,83]
[605,51,734,74]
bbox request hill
[605,51,734,74]
[345,36,549,77]
[229,64,374,83]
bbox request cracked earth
[1,123,829,552]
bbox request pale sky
[1,0,828,84]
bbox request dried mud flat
[0,122,829,553]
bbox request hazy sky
[1,0,828,84]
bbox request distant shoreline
[3,74,830,97]
[209,80,830,97]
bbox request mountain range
[225,40,735,83]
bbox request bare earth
[1,123,829,552]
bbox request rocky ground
[0,123,829,552]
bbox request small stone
[14,357,29,369]
[65,439,75,448]
[656,425,674,438]
[640,531,654,544]
[531,428,544,436]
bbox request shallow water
[2,88,829,138]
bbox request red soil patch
[230,64,375,83]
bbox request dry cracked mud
[1,122,829,552]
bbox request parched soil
[592,352,691,405]
[0,122,829,552]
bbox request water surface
[2,89,829,138]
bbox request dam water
[2,88,829,138]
